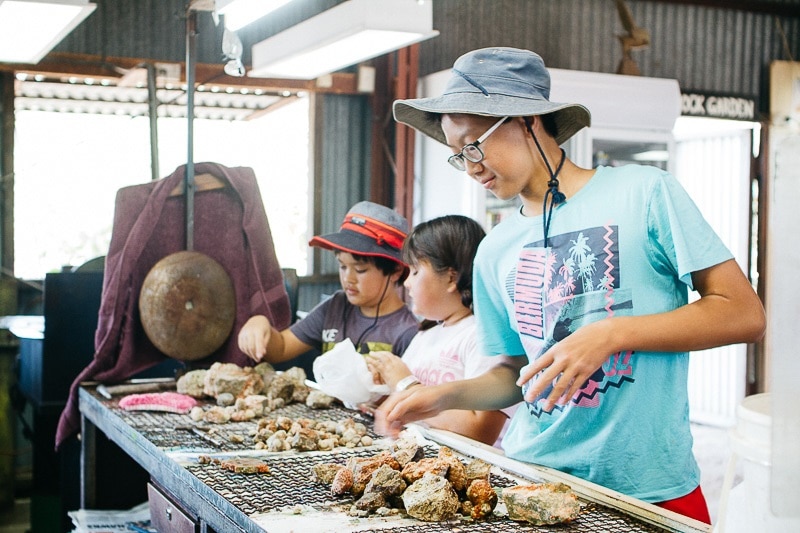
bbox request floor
[0,423,735,532]
[0,498,29,533]
[692,422,740,525]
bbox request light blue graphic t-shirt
[473,165,733,502]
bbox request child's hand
[365,351,412,391]
[516,318,614,411]
[237,315,273,362]
[374,385,446,438]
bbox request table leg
[80,413,97,508]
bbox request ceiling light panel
[249,0,438,80]
[0,0,96,64]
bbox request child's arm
[367,351,516,444]
[237,315,313,364]
[423,409,508,446]
[375,357,526,438]
[519,258,767,410]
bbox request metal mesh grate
[350,510,667,532]
[185,447,666,532]
[107,395,377,451]
[95,390,671,531]
[188,447,379,512]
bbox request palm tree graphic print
[511,225,635,417]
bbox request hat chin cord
[342,274,392,353]
[526,118,566,248]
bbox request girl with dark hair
[366,215,515,446]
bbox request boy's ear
[523,116,535,134]
[389,265,404,284]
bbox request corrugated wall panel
[421,0,800,115]
[56,0,194,62]
[54,0,347,65]
[317,94,372,276]
[637,3,791,100]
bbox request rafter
[0,53,361,95]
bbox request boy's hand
[516,318,613,411]
[237,315,273,362]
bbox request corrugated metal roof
[14,77,293,120]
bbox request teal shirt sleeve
[645,170,733,290]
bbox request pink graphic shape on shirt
[515,248,548,340]
[602,224,617,316]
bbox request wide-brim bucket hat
[309,201,409,266]
[393,47,591,146]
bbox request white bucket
[716,393,800,533]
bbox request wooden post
[393,45,419,223]
[0,72,14,276]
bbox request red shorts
[654,485,711,524]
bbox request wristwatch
[394,375,421,392]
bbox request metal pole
[145,63,160,182]
[184,7,197,251]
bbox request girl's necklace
[441,310,471,327]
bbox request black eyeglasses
[447,116,509,171]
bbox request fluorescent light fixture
[216,0,295,31]
[249,0,439,80]
[0,0,96,64]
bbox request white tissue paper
[312,339,390,407]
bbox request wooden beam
[393,45,418,224]
[369,54,394,207]
[0,53,361,95]
[310,94,325,277]
[0,73,14,276]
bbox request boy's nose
[466,159,484,178]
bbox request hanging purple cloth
[56,162,291,449]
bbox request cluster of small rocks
[253,416,372,452]
[197,455,270,474]
[178,363,336,426]
[312,437,499,522]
